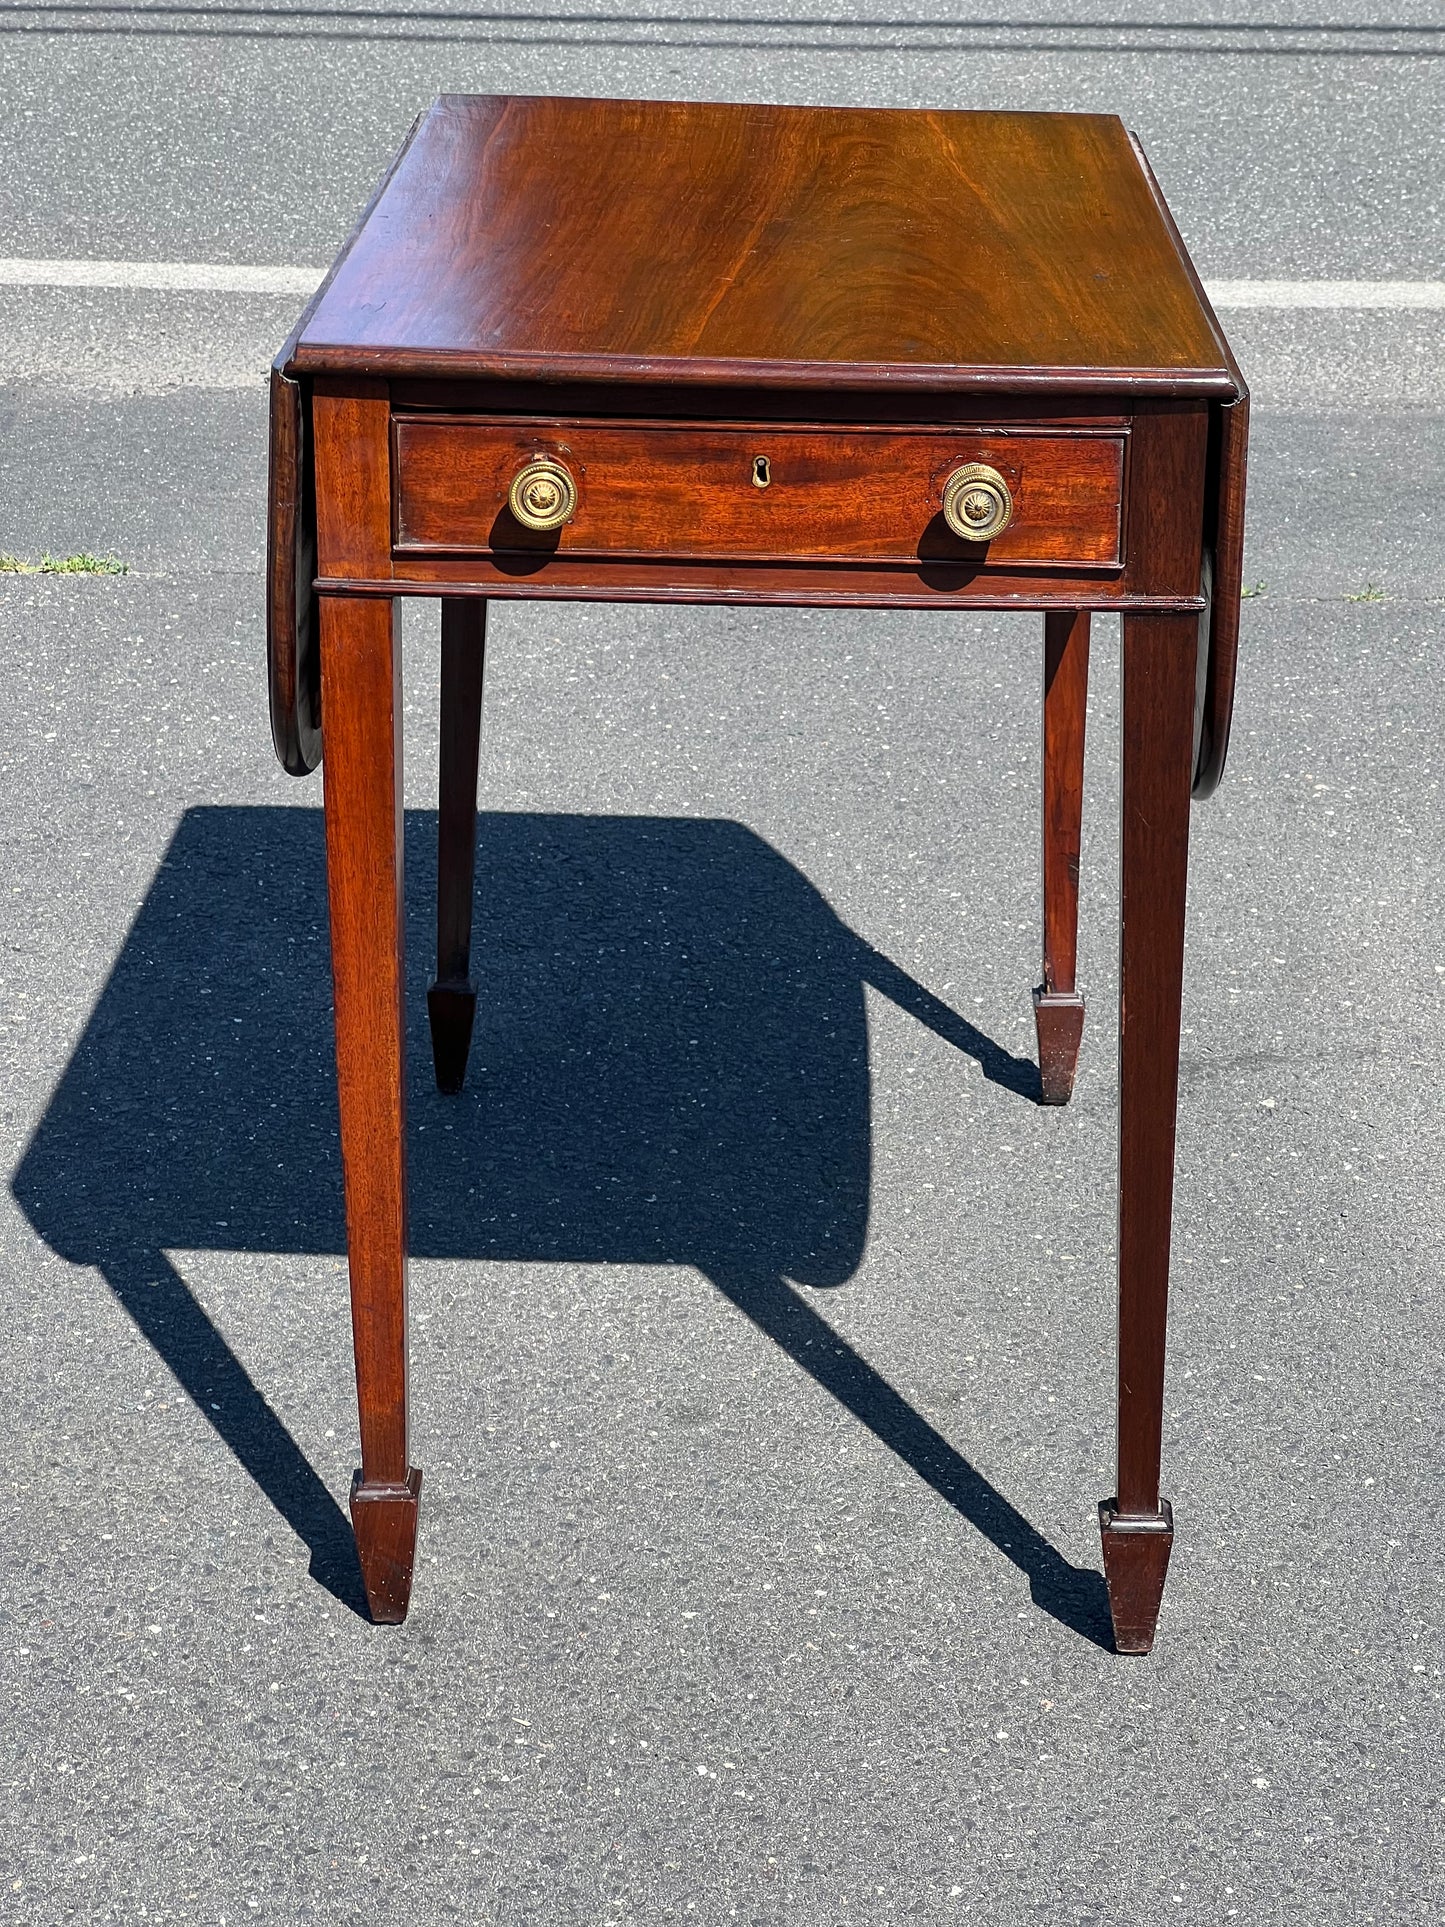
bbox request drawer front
[392,417,1125,569]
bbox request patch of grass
[0,551,129,575]
[1241,579,1267,599]
[1344,583,1385,603]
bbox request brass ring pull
[942,462,1013,542]
[508,455,577,531]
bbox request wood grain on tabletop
[292,95,1236,389]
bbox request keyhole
[752,455,771,489]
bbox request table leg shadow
[13,804,1102,1643]
[96,1245,369,1615]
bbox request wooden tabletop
[290,95,1239,395]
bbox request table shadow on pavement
[12,805,1110,1647]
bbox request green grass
[1241,579,1267,599]
[1344,583,1386,603]
[0,551,129,575]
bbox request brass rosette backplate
[942,462,1014,542]
[508,455,578,532]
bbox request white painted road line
[1207,280,1445,310]
[2,260,1445,310]
[0,258,326,294]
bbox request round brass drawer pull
[508,455,577,531]
[942,462,1013,542]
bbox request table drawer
[392,417,1126,569]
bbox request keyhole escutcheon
[752,455,771,489]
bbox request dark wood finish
[1096,400,1207,1653]
[313,378,418,1623]
[321,589,419,1623]
[1123,402,1211,594]
[394,380,1132,427]
[1033,990,1085,1108]
[291,97,1236,395]
[1106,607,1200,1653]
[265,113,427,779]
[427,598,487,1094]
[371,561,1200,611]
[393,417,1125,568]
[1033,609,1090,1105]
[314,378,393,580]
[350,1468,423,1627]
[331,405,1194,606]
[266,369,321,775]
[1194,392,1249,797]
[266,93,1248,1639]
[1099,1500,1174,1656]
[1125,134,1250,800]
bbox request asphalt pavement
[1,8,1443,1925]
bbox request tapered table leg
[427,598,488,1094]
[1034,609,1090,1103]
[321,592,421,1624]
[1100,609,1197,1655]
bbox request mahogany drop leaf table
[267,94,1248,1650]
